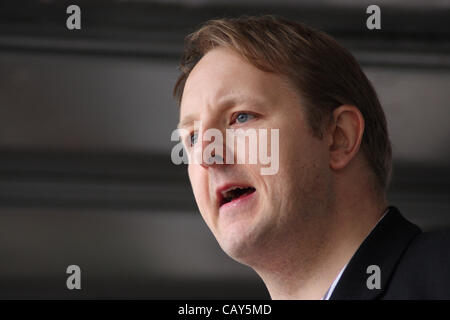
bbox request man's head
[174,15,391,265]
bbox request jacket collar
[330,206,421,300]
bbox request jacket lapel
[330,206,421,300]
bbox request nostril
[207,154,224,165]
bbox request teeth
[221,186,243,197]
[219,186,256,206]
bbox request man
[172,15,450,299]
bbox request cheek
[276,124,328,188]
[188,165,209,209]
[279,118,320,164]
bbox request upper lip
[215,182,256,208]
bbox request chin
[220,239,254,265]
[216,217,272,265]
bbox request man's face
[179,47,332,264]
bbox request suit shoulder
[407,229,450,255]
[398,229,450,270]
[383,229,450,299]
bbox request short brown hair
[173,15,392,191]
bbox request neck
[252,187,388,300]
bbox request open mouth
[219,186,256,207]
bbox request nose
[193,127,231,170]
[199,137,227,169]
[200,152,225,169]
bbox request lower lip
[219,190,257,214]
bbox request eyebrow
[177,94,266,129]
[177,114,197,129]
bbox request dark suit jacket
[330,206,450,299]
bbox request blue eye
[190,132,198,146]
[235,113,254,124]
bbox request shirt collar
[321,207,390,300]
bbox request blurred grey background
[0,0,449,299]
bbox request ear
[327,105,365,171]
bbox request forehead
[179,47,295,119]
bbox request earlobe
[328,105,365,171]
